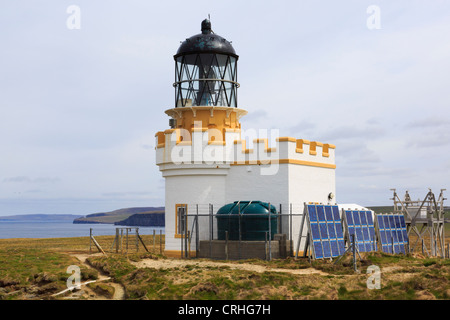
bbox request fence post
[279,204,282,235]
[196,205,199,258]
[290,203,293,256]
[391,236,394,254]
[181,217,184,258]
[225,231,229,260]
[126,228,129,254]
[160,229,163,255]
[352,234,357,272]
[115,228,119,253]
[268,202,272,261]
[185,208,188,258]
[265,232,268,261]
[136,228,139,252]
[238,204,242,260]
[120,229,123,254]
[209,204,212,259]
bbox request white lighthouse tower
[155,19,336,258]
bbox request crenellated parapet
[155,129,335,170]
[231,136,335,169]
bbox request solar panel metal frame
[375,213,408,254]
[342,209,377,253]
[303,204,345,260]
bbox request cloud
[3,176,60,183]
[287,120,317,137]
[1,1,450,215]
[404,117,450,148]
[25,189,43,194]
[338,163,413,178]
[101,191,150,198]
[406,117,450,129]
[319,124,385,142]
[141,144,154,150]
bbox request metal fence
[89,227,164,255]
[177,203,307,260]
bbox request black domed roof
[174,19,237,58]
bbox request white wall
[164,172,227,252]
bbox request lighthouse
[155,19,336,258]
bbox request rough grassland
[1,235,450,300]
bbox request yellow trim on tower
[176,141,192,146]
[231,159,336,169]
[155,131,165,148]
[208,141,226,145]
[296,139,310,154]
[276,137,296,142]
[164,107,247,142]
[233,140,253,154]
[323,143,335,157]
[224,128,241,132]
[309,141,323,156]
[253,138,276,153]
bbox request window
[174,54,238,108]
[175,204,188,238]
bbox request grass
[0,235,160,300]
[0,247,98,299]
[86,282,115,299]
[1,235,450,300]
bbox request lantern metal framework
[173,19,239,108]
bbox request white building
[155,19,336,257]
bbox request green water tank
[217,201,278,241]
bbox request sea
[0,220,164,239]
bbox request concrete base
[198,237,292,260]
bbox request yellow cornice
[276,137,296,142]
[231,159,336,169]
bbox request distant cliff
[114,211,165,227]
[73,207,164,225]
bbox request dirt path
[131,258,329,276]
[65,254,327,300]
[70,253,126,300]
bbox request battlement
[155,131,335,169]
[232,136,335,169]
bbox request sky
[0,0,449,216]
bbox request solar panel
[342,209,377,253]
[365,211,377,252]
[331,206,346,255]
[375,213,408,254]
[304,204,345,259]
[399,215,408,244]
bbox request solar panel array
[342,210,377,253]
[375,214,408,254]
[305,204,345,259]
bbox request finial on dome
[201,18,212,34]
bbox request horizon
[1,1,449,216]
[3,203,440,218]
